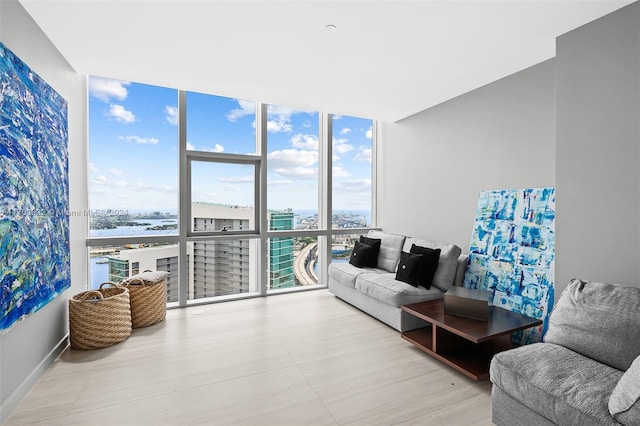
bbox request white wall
[380,59,556,251]
[0,1,87,421]
[556,2,640,294]
[380,1,639,303]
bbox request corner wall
[0,0,87,422]
[555,2,640,293]
[379,59,556,251]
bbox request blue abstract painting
[0,43,70,333]
[464,188,555,344]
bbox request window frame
[186,153,261,238]
[87,78,378,309]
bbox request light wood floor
[5,290,493,425]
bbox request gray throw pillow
[609,355,640,425]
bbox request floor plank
[4,290,493,426]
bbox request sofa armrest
[453,254,468,287]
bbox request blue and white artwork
[463,187,555,344]
[0,43,70,332]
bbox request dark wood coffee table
[401,299,542,381]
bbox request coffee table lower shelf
[401,300,542,381]
[401,328,501,381]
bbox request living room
[1,0,639,424]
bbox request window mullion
[258,103,268,296]
[321,113,333,285]
[178,90,189,307]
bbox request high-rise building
[269,210,295,289]
[108,244,180,302]
[105,205,299,298]
[191,203,255,298]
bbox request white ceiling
[18,0,634,122]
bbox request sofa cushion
[349,240,372,268]
[366,230,406,273]
[491,343,622,426]
[403,237,462,292]
[544,278,640,371]
[359,236,382,268]
[609,355,640,425]
[328,262,381,289]
[355,273,443,307]
[409,244,441,289]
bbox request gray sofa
[491,278,640,426]
[328,230,466,332]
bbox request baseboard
[0,334,69,423]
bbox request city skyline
[88,76,373,215]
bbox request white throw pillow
[609,354,640,425]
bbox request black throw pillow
[359,236,381,268]
[349,241,372,268]
[409,244,441,289]
[395,251,424,287]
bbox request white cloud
[268,149,317,168]
[89,162,98,172]
[108,104,136,123]
[165,105,178,125]
[332,166,351,178]
[131,182,176,193]
[268,105,301,117]
[268,179,293,187]
[226,100,256,122]
[335,179,371,192]
[114,180,129,187]
[291,133,318,150]
[89,77,129,102]
[187,142,224,152]
[218,176,253,183]
[273,167,318,178]
[109,168,124,176]
[267,117,293,133]
[94,175,107,182]
[340,127,351,135]
[353,147,372,163]
[265,105,312,133]
[119,135,159,144]
[366,126,373,139]
[333,137,354,155]
[224,185,240,192]
[333,115,343,120]
[268,149,318,178]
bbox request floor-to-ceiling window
[87,76,377,307]
[87,76,180,304]
[266,105,321,290]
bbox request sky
[88,76,372,216]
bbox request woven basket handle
[99,281,121,290]
[125,278,146,286]
[76,290,104,302]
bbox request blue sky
[88,76,372,215]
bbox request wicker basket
[120,275,167,329]
[69,282,132,350]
